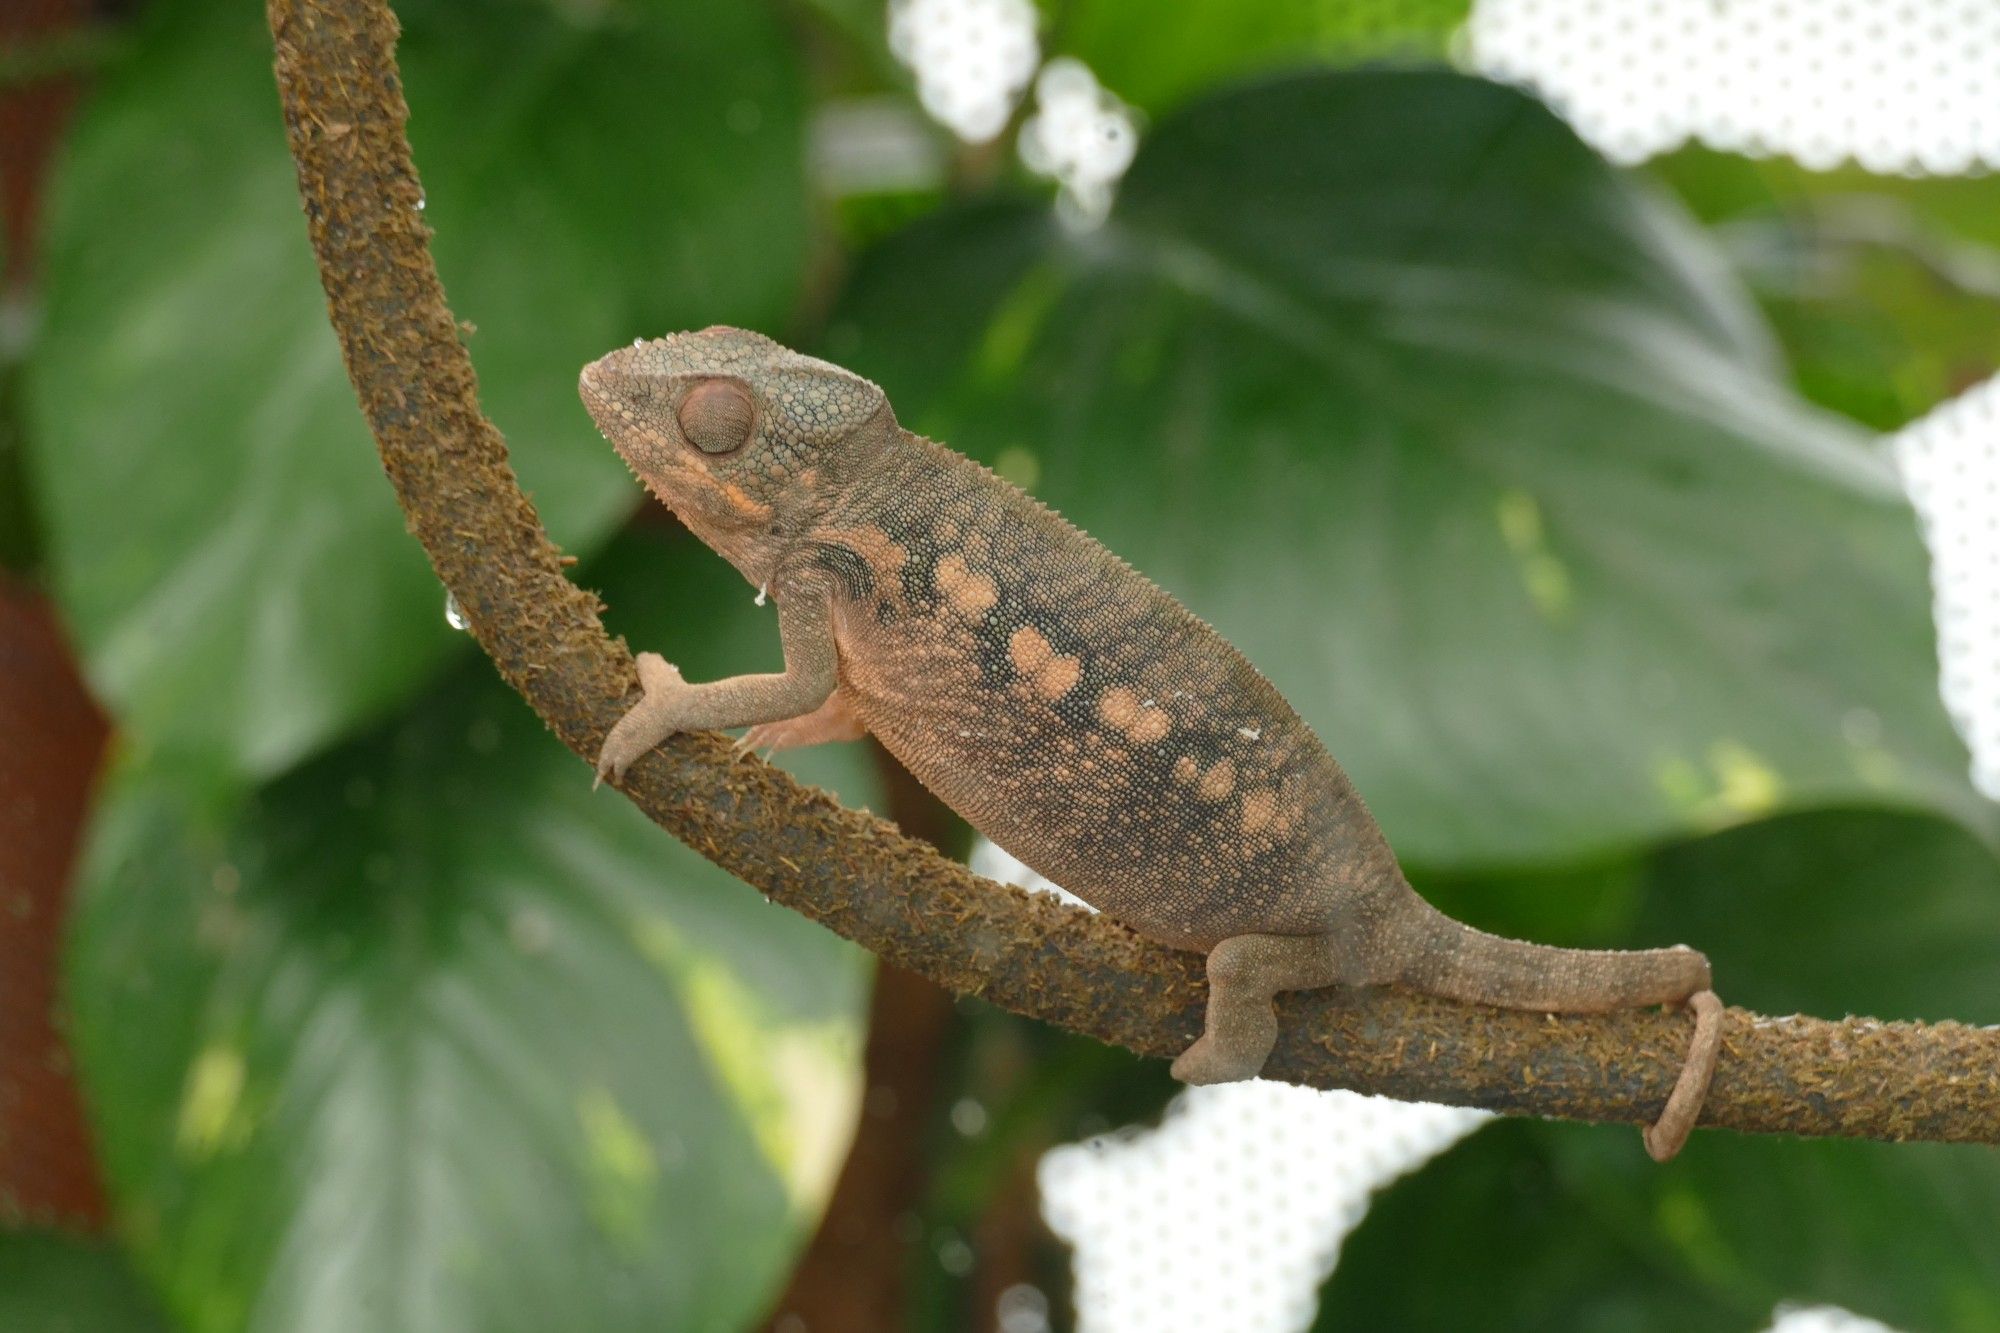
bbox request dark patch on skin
[809,541,876,604]
[877,509,945,615]
[1047,658,1104,728]
[970,615,1019,690]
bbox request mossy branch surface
[266,0,2000,1148]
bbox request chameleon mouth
[578,356,662,440]
[577,353,637,417]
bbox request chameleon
[581,326,1724,1161]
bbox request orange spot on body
[1173,755,1199,784]
[1099,687,1140,730]
[1010,626,1052,674]
[1241,788,1277,834]
[1037,654,1081,700]
[1099,685,1171,743]
[1006,626,1080,700]
[1198,758,1236,801]
[936,553,998,617]
[816,525,906,574]
[1129,707,1171,744]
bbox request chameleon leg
[596,591,841,786]
[1171,932,1370,1086]
[737,687,867,757]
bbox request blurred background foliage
[0,0,1996,1330]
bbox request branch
[265,0,2000,1149]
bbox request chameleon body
[582,327,1723,1160]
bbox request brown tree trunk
[761,744,964,1333]
[0,0,109,1233]
[0,580,110,1229]
[968,1144,1052,1333]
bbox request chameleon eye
[677,381,754,455]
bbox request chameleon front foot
[594,652,691,787]
[1642,989,1724,1162]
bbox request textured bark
[266,0,2000,1149]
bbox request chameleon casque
[582,326,1725,1161]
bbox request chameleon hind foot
[1642,989,1723,1162]
[1171,932,1357,1085]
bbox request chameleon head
[579,326,894,573]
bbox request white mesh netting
[1467,0,2000,172]
[1894,379,2000,801]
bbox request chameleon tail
[1389,895,1710,1012]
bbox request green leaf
[24,0,808,781]
[1636,809,2000,1025]
[1648,148,2000,431]
[1324,811,2000,1329]
[0,1232,173,1333]
[67,530,873,1333]
[1318,1120,2000,1332]
[1557,812,2000,1328]
[1622,1133,2000,1330]
[1040,0,1470,113]
[1313,1122,1757,1331]
[824,68,1986,867]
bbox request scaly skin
[581,327,1722,1160]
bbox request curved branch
[265,0,2000,1148]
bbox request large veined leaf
[66,531,874,1333]
[24,0,808,781]
[824,68,1987,867]
[1320,810,2000,1328]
